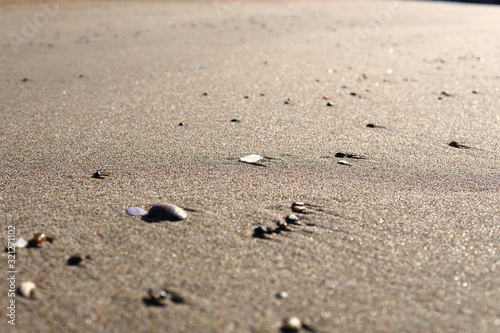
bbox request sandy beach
[1,0,499,332]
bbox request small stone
[21,78,29,82]
[178,122,184,126]
[32,232,46,245]
[202,92,208,96]
[448,141,470,149]
[92,170,108,179]
[326,102,333,107]
[285,214,301,225]
[148,203,187,221]
[337,160,352,166]
[276,291,288,299]
[126,206,148,216]
[471,90,478,94]
[14,238,28,248]
[291,202,306,213]
[230,118,240,123]
[282,317,302,332]
[322,95,329,99]
[147,288,168,306]
[350,92,357,96]
[284,98,291,104]
[18,281,36,298]
[253,226,270,238]
[441,91,451,97]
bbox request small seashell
[18,281,36,298]
[291,202,306,213]
[14,238,28,248]
[282,317,302,331]
[126,206,148,216]
[148,203,187,221]
[337,160,352,166]
[239,154,264,164]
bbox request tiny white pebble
[337,160,352,166]
[14,238,28,248]
[283,317,302,331]
[19,281,36,298]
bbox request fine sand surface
[1,1,499,332]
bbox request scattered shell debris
[18,281,36,298]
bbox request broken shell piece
[18,281,36,298]
[291,202,306,213]
[148,203,187,221]
[239,154,264,164]
[14,238,28,248]
[282,317,302,332]
[126,206,148,216]
[337,160,352,166]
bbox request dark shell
[148,203,187,221]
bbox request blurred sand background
[1,0,499,332]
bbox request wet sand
[1,1,499,332]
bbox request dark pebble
[178,122,184,126]
[350,92,357,96]
[441,91,451,97]
[202,92,208,96]
[230,118,240,123]
[148,203,187,221]
[22,78,29,82]
[284,98,291,104]
[326,102,333,107]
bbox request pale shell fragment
[148,203,187,221]
[282,316,302,331]
[337,160,352,166]
[14,238,28,248]
[239,154,264,164]
[126,206,148,216]
[18,281,36,298]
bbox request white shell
[14,238,28,248]
[19,281,36,298]
[337,160,352,166]
[126,206,148,216]
[283,317,302,331]
[239,154,264,164]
